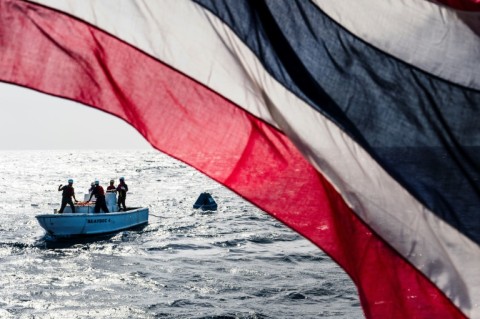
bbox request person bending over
[88,180,109,213]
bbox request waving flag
[1,0,479,317]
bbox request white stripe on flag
[313,0,480,90]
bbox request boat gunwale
[35,207,147,219]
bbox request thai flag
[1,1,479,317]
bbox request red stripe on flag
[0,1,467,318]
[433,0,480,10]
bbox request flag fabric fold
[1,1,479,318]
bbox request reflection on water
[0,150,362,319]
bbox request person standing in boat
[88,180,109,213]
[58,179,78,214]
[106,179,116,193]
[116,177,128,211]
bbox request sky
[0,83,152,150]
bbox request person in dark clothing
[106,180,116,193]
[58,179,78,213]
[116,177,128,211]
[88,182,95,195]
[88,180,109,213]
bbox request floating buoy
[193,192,217,211]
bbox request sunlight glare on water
[0,150,362,318]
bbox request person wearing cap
[88,180,109,213]
[58,179,78,214]
[106,180,116,193]
[116,177,128,211]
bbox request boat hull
[36,207,149,237]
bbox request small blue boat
[36,193,149,237]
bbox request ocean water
[0,150,362,319]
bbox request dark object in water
[193,192,217,211]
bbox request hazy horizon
[0,83,152,150]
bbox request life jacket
[94,185,105,197]
[62,185,74,197]
[117,182,128,194]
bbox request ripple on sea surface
[0,150,362,318]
